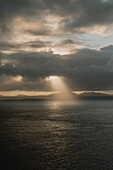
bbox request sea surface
[0,100,113,170]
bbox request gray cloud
[0,0,113,37]
[0,0,113,92]
[26,28,52,36]
[1,45,113,91]
[0,39,77,52]
[54,39,75,47]
[0,40,52,51]
[61,0,113,31]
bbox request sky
[0,0,113,96]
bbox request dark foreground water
[0,100,113,170]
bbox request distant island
[0,92,113,101]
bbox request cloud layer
[0,45,113,91]
[1,0,113,36]
[0,0,113,92]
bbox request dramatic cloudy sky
[0,0,113,95]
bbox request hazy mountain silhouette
[0,92,113,100]
[79,92,109,96]
[48,92,77,100]
[78,92,112,99]
[16,94,29,97]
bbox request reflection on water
[0,100,113,169]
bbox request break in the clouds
[0,0,113,92]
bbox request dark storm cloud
[0,0,113,36]
[0,0,113,91]
[0,0,31,35]
[1,45,113,91]
[60,0,113,31]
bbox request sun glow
[12,75,23,82]
[46,76,74,100]
[48,76,59,81]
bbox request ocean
[0,100,113,169]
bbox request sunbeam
[47,76,74,100]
